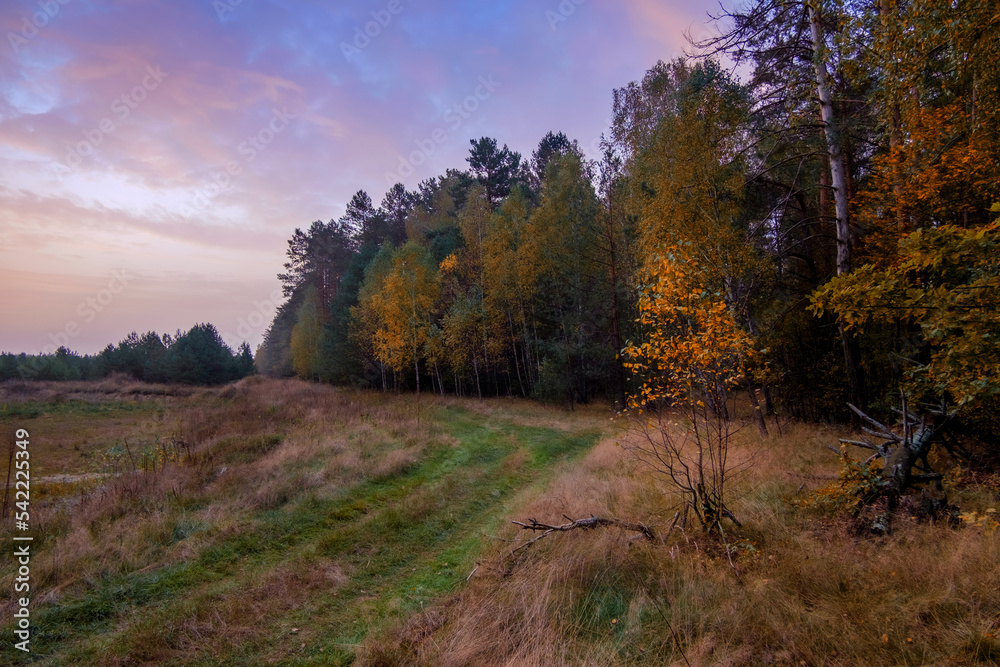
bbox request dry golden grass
[0,378,446,623]
[4,381,999,665]
[362,415,1000,667]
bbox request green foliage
[323,241,381,384]
[812,217,1000,406]
[290,286,324,380]
[251,0,1000,426]
[0,348,97,382]
[156,324,248,386]
[521,151,615,403]
[467,137,524,209]
[97,436,186,474]
[1,326,253,386]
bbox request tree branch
[839,438,877,450]
[510,515,657,554]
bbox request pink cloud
[1,0,720,355]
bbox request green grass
[0,398,161,420]
[1,399,602,665]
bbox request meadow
[1,377,998,665]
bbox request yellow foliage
[811,216,1000,405]
[439,253,458,275]
[369,243,440,379]
[623,244,757,409]
[790,447,885,516]
[352,242,440,389]
[957,509,1000,531]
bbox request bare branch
[847,402,893,434]
[891,407,921,426]
[838,438,877,450]
[861,425,899,442]
[510,515,657,554]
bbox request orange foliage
[624,244,757,409]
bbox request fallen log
[835,396,957,533]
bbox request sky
[0,0,721,356]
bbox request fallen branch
[862,425,899,442]
[848,403,891,434]
[891,407,921,427]
[831,398,955,533]
[510,514,657,554]
[839,438,877,450]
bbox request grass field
[1,377,998,665]
[1,378,606,664]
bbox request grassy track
[1,387,603,665]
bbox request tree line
[2,324,255,386]
[261,0,998,431]
[256,134,628,404]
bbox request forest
[256,0,1000,435]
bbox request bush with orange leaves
[623,244,760,532]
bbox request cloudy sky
[1,0,719,355]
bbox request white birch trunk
[808,1,851,275]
